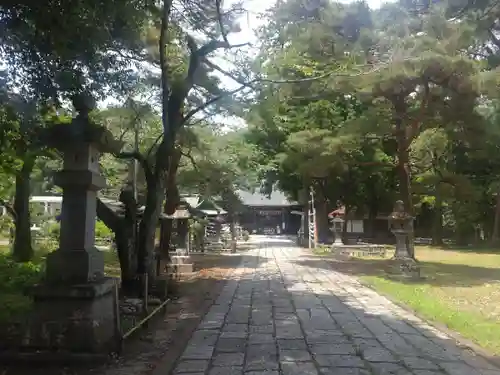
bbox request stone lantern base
[388,257,421,280]
[25,277,118,353]
[0,278,119,359]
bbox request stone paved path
[169,238,500,375]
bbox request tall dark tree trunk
[394,100,415,258]
[227,210,237,253]
[136,176,164,277]
[159,148,181,256]
[314,181,329,244]
[12,157,35,262]
[96,197,138,296]
[491,189,500,245]
[432,189,444,246]
[367,185,379,240]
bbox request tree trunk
[432,190,444,246]
[366,184,379,240]
[491,190,500,245]
[159,217,173,252]
[136,176,164,278]
[342,206,350,243]
[96,197,138,296]
[314,185,329,244]
[396,147,412,214]
[12,157,35,262]
[159,148,181,256]
[228,209,237,253]
[394,101,415,258]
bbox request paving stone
[319,368,372,375]
[223,324,249,333]
[245,344,279,371]
[208,366,243,375]
[281,361,319,375]
[305,331,348,343]
[400,356,440,370]
[438,361,482,375]
[244,371,279,375]
[189,330,220,346]
[314,354,365,368]
[249,333,275,344]
[216,337,246,352]
[368,362,413,375]
[249,324,274,334]
[174,359,210,373]
[220,331,247,339]
[279,349,312,362]
[309,343,357,355]
[181,345,215,359]
[278,339,308,350]
[361,347,398,363]
[276,326,304,339]
[212,353,245,366]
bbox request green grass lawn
[0,243,120,324]
[328,246,500,354]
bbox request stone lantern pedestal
[26,103,123,354]
[388,200,420,280]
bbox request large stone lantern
[328,207,345,246]
[388,200,420,279]
[28,95,124,353]
[388,200,413,259]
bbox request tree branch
[116,151,155,186]
[0,199,16,220]
[406,81,430,146]
[182,79,256,125]
[180,149,199,171]
[215,0,230,45]
[160,0,173,136]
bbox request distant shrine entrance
[236,190,302,235]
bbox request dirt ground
[0,252,243,375]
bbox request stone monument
[28,94,123,353]
[388,200,420,279]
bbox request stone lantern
[329,207,345,246]
[331,216,344,245]
[28,95,124,353]
[388,200,413,259]
[388,200,420,279]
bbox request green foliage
[43,221,60,243]
[95,220,113,242]
[243,0,500,245]
[0,254,42,291]
[1,0,150,100]
[0,251,42,322]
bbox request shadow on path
[292,254,500,287]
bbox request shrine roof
[236,190,299,207]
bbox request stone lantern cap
[45,122,123,154]
[43,94,123,154]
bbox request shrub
[0,254,42,323]
[0,255,42,293]
[242,230,250,242]
[95,220,113,242]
